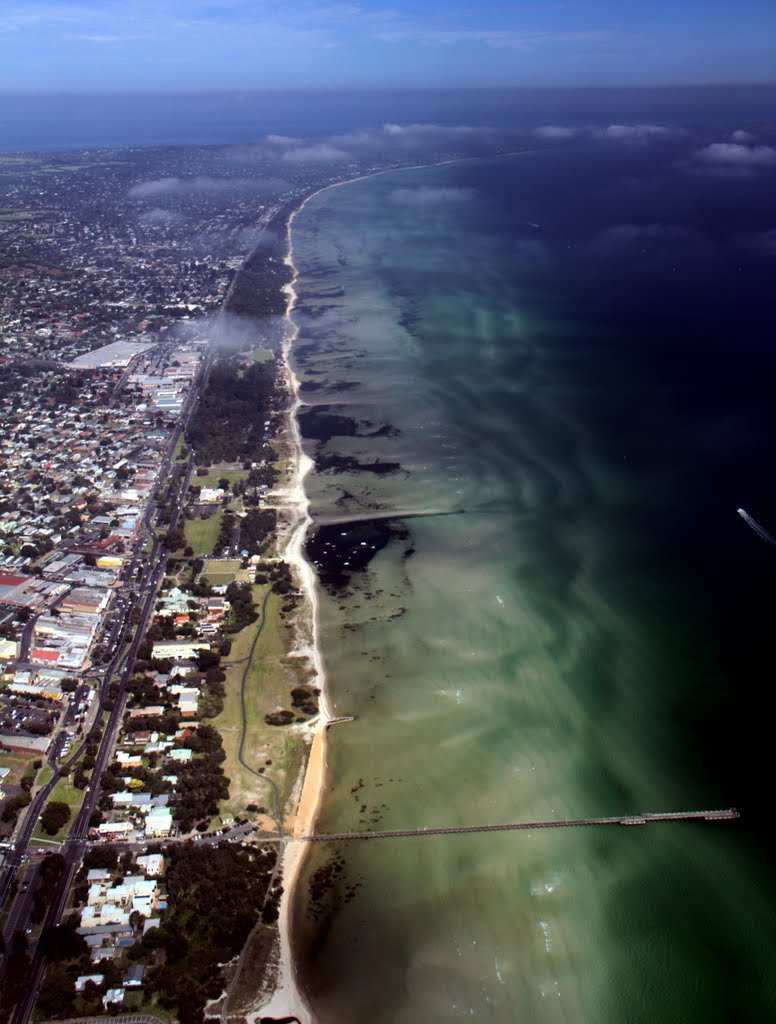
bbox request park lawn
[194,466,248,489]
[120,993,175,1023]
[202,558,241,586]
[247,346,274,363]
[214,586,309,822]
[173,434,188,462]
[0,749,40,787]
[184,509,224,556]
[30,773,86,843]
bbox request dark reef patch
[298,406,400,443]
[314,453,403,476]
[306,517,410,590]
[298,409,361,440]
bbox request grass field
[30,773,86,842]
[173,434,188,462]
[202,558,241,586]
[184,509,224,556]
[214,585,312,824]
[247,346,274,363]
[0,749,40,787]
[194,467,248,488]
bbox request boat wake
[737,507,776,546]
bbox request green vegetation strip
[31,774,85,842]
[214,585,290,818]
[183,508,224,556]
[194,466,249,488]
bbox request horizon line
[2,81,776,99]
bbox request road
[0,349,215,1021]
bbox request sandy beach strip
[250,191,334,1024]
[255,152,531,1020]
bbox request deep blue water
[288,121,776,1021]
[3,84,775,1019]
[2,85,776,152]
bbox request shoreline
[249,185,335,1024]
[253,149,530,1020]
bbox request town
[0,141,340,1024]
[0,129,515,1022]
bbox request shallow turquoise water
[288,150,776,1023]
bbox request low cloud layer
[383,123,478,138]
[129,176,250,197]
[594,124,673,141]
[281,143,351,163]
[696,142,776,167]
[533,125,578,140]
[138,206,181,225]
[389,186,475,205]
[129,174,289,200]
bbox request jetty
[290,808,739,843]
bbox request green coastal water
[288,149,776,1022]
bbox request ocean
[287,129,776,1019]
[2,86,776,152]
[5,86,776,1022]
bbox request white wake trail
[737,507,776,546]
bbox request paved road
[2,342,220,1024]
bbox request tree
[39,923,88,962]
[40,801,71,836]
[36,964,76,1018]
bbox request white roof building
[145,807,173,837]
[137,853,165,876]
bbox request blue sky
[2,0,775,92]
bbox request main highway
[0,347,213,1022]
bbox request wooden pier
[292,808,739,843]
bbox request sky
[1,0,776,93]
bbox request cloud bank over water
[389,186,476,205]
[696,142,776,166]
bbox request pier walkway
[291,808,739,844]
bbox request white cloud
[389,186,476,205]
[128,175,265,197]
[533,125,578,140]
[281,144,350,162]
[383,123,477,137]
[138,207,181,225]
[265,133,301,146]
[595,124,672,140]
[695,142,776,167]
[730,129,755,143]
[376,27,611,51]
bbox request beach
[248,189,338,1023]
[251,160,479,1020]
